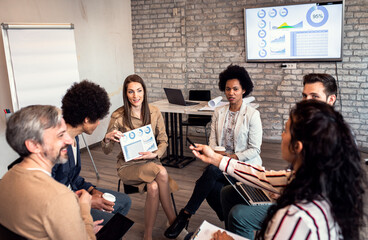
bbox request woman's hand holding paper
[134,151,158,160]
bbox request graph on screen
[245,1,343,62]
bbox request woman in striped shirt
[190,100,365,240]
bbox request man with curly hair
[52,80,131,224]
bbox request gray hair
[6,105,62,157]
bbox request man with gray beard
[0,105,96,239]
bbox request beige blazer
[101,104,168,169]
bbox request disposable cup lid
[102,193,116,202]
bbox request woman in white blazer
[209,98,262,165]
[165,65,263,239]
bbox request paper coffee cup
[102,193,116,203]
[214,146,226,155]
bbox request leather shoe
[164,209,191,239]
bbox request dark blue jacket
[52,136,94,191]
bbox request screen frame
[244,0,345,63]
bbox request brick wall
[131,0,368,149]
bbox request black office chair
[0,224,27,240]
[117,179,178,216]
[182,90,212,144]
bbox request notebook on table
[164,88,199,106]
[223,173,272,206]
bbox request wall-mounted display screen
[244,1,344,62]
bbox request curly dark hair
[218,64,253,98]
[257,100,365,240]
[62,80,111,127]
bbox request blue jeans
[221,185,270,239]
[184,165,228,221]
[90,188,131,225]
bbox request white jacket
[209,98,262,165]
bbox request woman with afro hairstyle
[165,64,262,239]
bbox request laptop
[223,173,272,206]
[164,88,199,106]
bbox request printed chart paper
[120,124,158,161]
[191,220,249,240]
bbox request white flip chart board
[1,23,80,111]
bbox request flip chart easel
[1,23,99,178]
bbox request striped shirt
[219,157,343,240]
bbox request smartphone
[186,137,197,148]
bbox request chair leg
[171,193,178,216]
[117,179,121,192]
[185,126,188,146]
